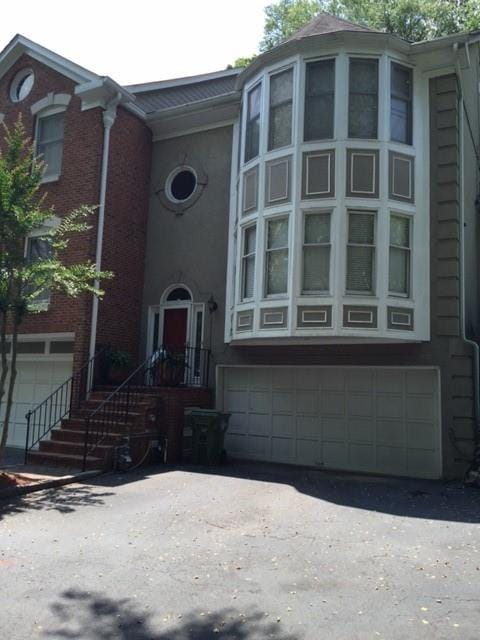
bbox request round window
[166,167,197,203]
[10,69,35,103]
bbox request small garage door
[1,359,73,448]
[221,367,441,479]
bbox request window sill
[40,173,60,184]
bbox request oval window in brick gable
[10,69,35,103]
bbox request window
[245,84,262,162]
[391,63,413,145]
[10,69,34,103]
[26,236,53,306]
[241,226,256,300]
[36,112,65,179]
[302,212,331,293]
[268,68,293,150]
[346,211,375,294]
[304,59,335,141]
[265,217,289,296]
[389,215,411,295]
[167,168,197,202]
[348,59,378,139]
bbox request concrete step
[39,440,112,457]
[27,451,103,471]
[61,418,132,432]
[51,428,125,445]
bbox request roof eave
[145,90,241,122]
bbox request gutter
[453,42,480,481]
[87,92,122,377]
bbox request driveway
[0,463,479,639]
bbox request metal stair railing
[24,347,107,463]
[82,345,210,470]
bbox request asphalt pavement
[0,462,479,639]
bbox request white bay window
[389,215,411,296]
[241,226,257,300]
[268,68,293,150]
[346,211,375,294]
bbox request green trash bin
[189,409,230,465]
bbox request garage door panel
[272,391,294,413]
[377,446,406,474]
[271,437,294,460]
[297,415,320,439]
[323,417,346,440]
[323,392,345,416]
[407,370,436,395]
[407,421,437,449]
[271,368,293,389]
[348,418,374,443]
[349,443,375,470]
[226,368,251,389]
[228,413,248,435]
[296,439,321,465]
[249,390,270,413]
[407,449,439,478]
[222,367,440,478]
[296,390,318,415]
[347,393,373,417]
[225,390,248,412]
[272,414,295,437]
[376,420,405,446]
[406,396,435,421]
[321,370,346,391]
[248,413,270,436]
[247,435,270,457]
[323,441,348,468]
[377,395,403,419]
[347,370,374,392]
[377,371,404,393]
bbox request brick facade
[0,53,151,371]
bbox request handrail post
[24,411,31,464]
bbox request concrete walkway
[0,462,479,639]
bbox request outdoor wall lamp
[208,296,218,312]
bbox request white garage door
[221,367,441,479]
[1,359,73,448]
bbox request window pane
[349,95,377,138]
[349,59,378,139]
[38,140,63,176]
[38,113,64,143]
[350,59,378,93]
[305,213,330,244]
[269,102,292,149]
[270,69,293,105]
[347,246,373,292]
[392,64,412,100]
[303,245,330,292]
[244,226,256,255]
[245,118,260,161]
[304,59,335,141]
[28,238,52,261]
[389,247,408,294]
[266,248,288,294]
[248,85,261,119]
[243,255,255,299]
[267,218,288,249]
[348,214,374,244]
[390,216,409,247]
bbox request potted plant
[106,349,131,385]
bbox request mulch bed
[0,471,40,490]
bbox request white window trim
[388,213,412,297]
[267,157,290,203]
[302,210,331,295]
[346,210,376,296]
[392,155,413,200]
[241,225,257,302]
[264,215,290,298]
[268,65,294,152]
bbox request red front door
[163,308,188,349]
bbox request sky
[0,0,271,85]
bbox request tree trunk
[0,312,20,461]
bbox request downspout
[87,92,122,381]
[453,43,480,481]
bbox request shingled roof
[287,11,377,41]
[130,72,239,115]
